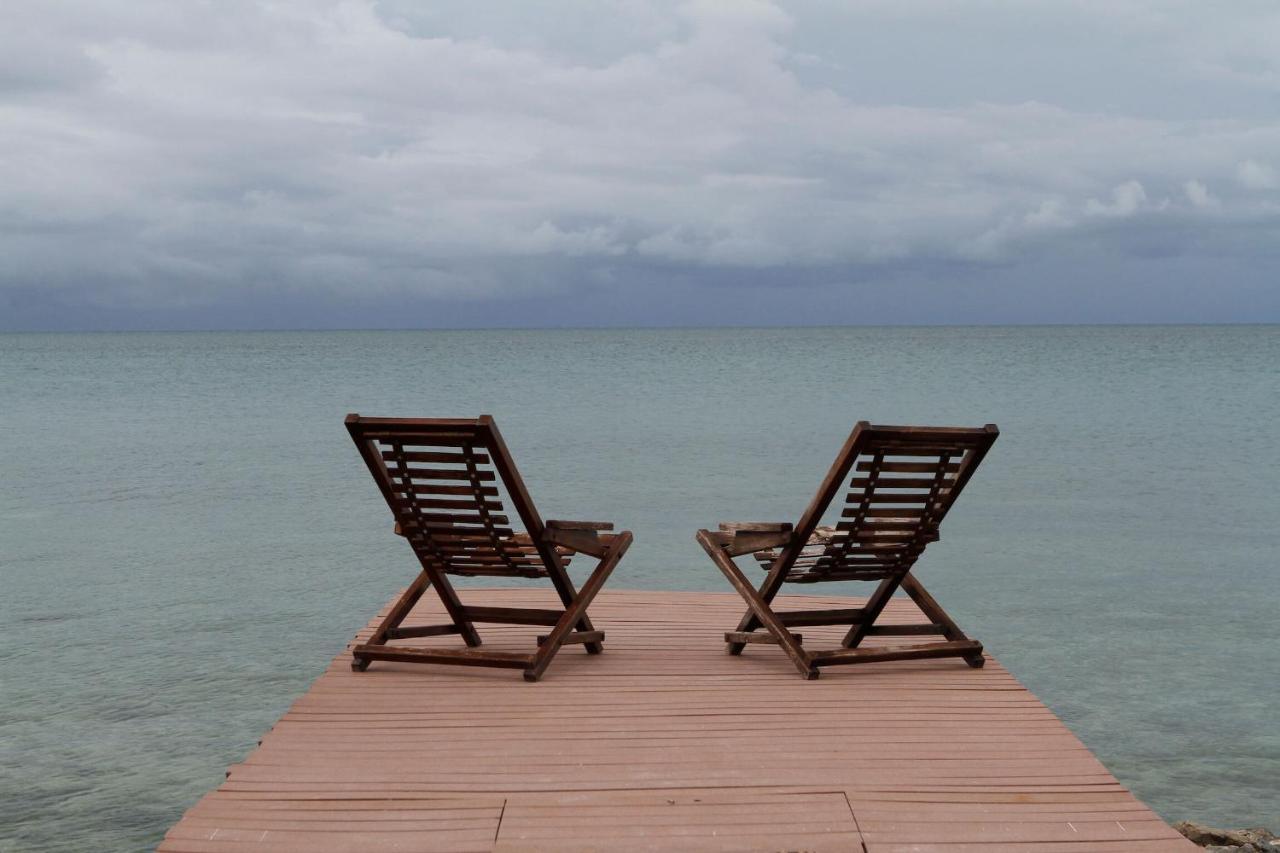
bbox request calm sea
[1,326,1277,851]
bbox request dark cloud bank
[2,0,1279,330]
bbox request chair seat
[398,528,573,577]
[751,525,922,583]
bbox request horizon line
[3,320,1279,334]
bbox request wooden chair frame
[346,414,632,682]
[697,422,997,679]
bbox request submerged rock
[1174,821,1279,852]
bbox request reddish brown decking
[161,589,1194,852]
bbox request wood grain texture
[160,588,1193,852]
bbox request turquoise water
[1,326,1277,851]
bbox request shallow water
[1,326,1277,850]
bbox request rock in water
[1174,821,1279,851]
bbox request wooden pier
[161,589,1194,852]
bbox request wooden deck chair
[697,422,998,679]
[345,414,633,682]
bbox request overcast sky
[2,0,1278,330]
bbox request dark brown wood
[463,606,563,625]
[697,529,818,679]
[724,529,794,557]
[354,645,533,669]
[809,639,983,666]
[385,624,464,640]
[775,607,864,626]
[702,422,998,677]
[545,519,614,530]
[536,630,605,646]
[718,521,794,533]
[483,416,603,655]
[724,630,803,645]
[344,414,632,679]
[524,530,632,681]
[543,527,609,558]
[724,423,873,654]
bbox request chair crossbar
[353,645,534,669]
[385,624,464,640]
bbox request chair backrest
[346,415,556,578]
[783,423,998,583]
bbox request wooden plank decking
[161,589,1194,852]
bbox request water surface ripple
[1,326,1276,850]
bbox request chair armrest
[718,521,793,534]
[710,522,794,557]
[546,520,614,531]
[543,523,623,559]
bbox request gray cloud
[1,0,1279,329]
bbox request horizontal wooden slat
[429,529,516,542]
[717,521,793,533]
[420,551,513,563]
[392,485,500,498]
[464,606,564,626]
[810,640,983,666]
[724,630,804,645]
[834,521,923,532]
[846,494,944,505]
[857,462,961,473]
[444,567,549,578]
[775,607,864,626]
[408,498,506,511]
[545,520,615,531]
[850,508,927,518]
[364,426,479,438]
[789,572,894,582]
[385,467,497,482]
[850,477,953,489]
[385,624,463,640]
[382,450,491,464]
[354,644,532,669]
[421,548,540,561]
[402,513,510,526]
[536,630,605,646]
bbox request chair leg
[353,566,484,672]
[542,548,605,656]
[899,574,984,667]
[697,532,818,679]
[841,575,903,649]
[418,565,483,648]
[354,572,430,671]
[524,532,632,682]
[726,557,792,655]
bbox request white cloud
[1183,179,1219,210]
[1236,160,1279,190]
[1025,199,1072,230]
[1,0,1279,325]
[1085,181,1149,218]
